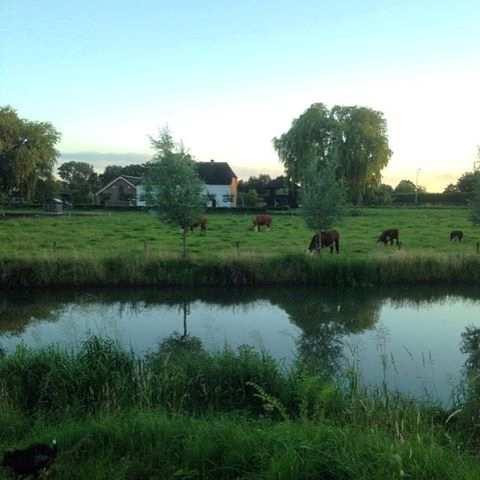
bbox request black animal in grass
[377,228,400,246]
[450,230,463,242]
[2,440,57,478]
[190,216,208,232]
[308,230,340,254]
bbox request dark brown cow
[252,214,272,231]
[190,217,208,232]
[377,228,399,246]
[308,230,340,254]
[450,230,463,242]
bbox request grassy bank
[1,251,480,288]
[3,411,480,480]
[0,337,479,479]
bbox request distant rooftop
[196,161,237,185]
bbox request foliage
[145,128,206,257]
[301,160,346,231]
[239,189,261,208]
[364,183,393,206]
[273,103,392,204]
[58,161,99,204]
[394,179,426,194]
[444,183,459,194]
[237,174,272,193]
[0,106,60,200]
[457,171,480,193]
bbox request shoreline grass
[0,336,480,479]
[1,251,480,288]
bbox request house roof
[95,175,141,196]
[196,161,237,185]
[121,175,143,186]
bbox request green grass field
[1,208,479,288]
[1,208,479,259]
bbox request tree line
[1,104,479,209]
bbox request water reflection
[2,286,480,404]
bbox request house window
[223,194,234,203]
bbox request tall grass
[1,336,480,478]
[1,411,479,480]
[0,336,464,433]
[1,251,480,288]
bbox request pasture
[1,207,478,259]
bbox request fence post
[235,241,240,256]
[476,242,479,254]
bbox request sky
[1,0,479,191]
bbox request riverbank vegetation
[1,208,479,288]
[1,336,480,479]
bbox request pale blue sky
[1,0,479,190]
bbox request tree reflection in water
[267,290,382,376]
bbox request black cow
[450,230,463,242]
[377,228,399,246]
[308,230,340,254]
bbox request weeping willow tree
[273,103,392,205]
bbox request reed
[1,251,480,288]
[0,336,479,478]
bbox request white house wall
[136,184,234,208]
[204,185,234,208]
[136,185,146,207]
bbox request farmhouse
[95,160,238,208]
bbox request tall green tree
[331,105,391,204]
[456,171,480,193]
[58,161,98,204]
[273,103,392,204]
[145,128,206,258]
[301,159,346,232]
[0,106,60,200]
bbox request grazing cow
[377,228,399,246]
[190,217,208,232]
[450,230,463,242]
[251,214,272,232]
[308,230,340,254]
[2,440,57,478]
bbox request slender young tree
[145,128,206,258]
[301,159,346,232]
[471,176,480,227]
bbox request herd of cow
[190,214,465,254]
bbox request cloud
[59,152,150,172]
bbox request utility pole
[415,168,422,205]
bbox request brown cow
[450,230,463,242]
[190,217,208,232]
[308,230,340,254]
[251,214,272,232]
[377,228,399,246]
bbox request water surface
[2,286,480,404]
